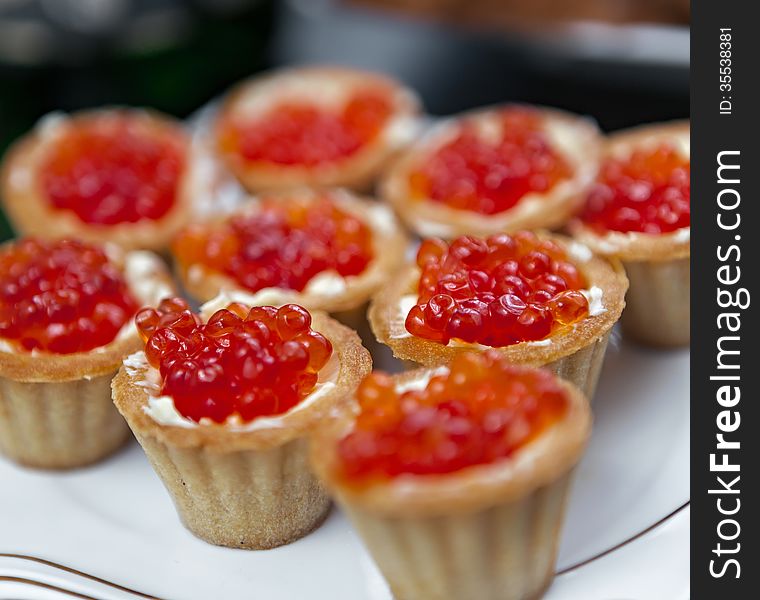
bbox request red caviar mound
[0,239,138,353]
[337,352,569,481]
[408,108,571,215]
[40,114,185,225]
[580,143,690,234]
[217,89,392,167]
[406,233,589,346]
[173,196,374,293]
[136,299,333,424]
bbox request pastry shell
[0,247,174,469]
[568,120,690,347]
[311,367,591,600]
[368,233,627,399]
[0,109,196,253]
[175,188,409,314]
[213,66,421,192]
[381,104,602,239]
[111,311,372,549]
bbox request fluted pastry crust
[340,477,568,600]
[618,257,690,347]
[111,311,371,548]
[0,374,129,469]
[0,247,173,468]
[311,368,590,600]
[129,432,331,549]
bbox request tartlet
[311,352,591,600]
[213,66,421,192]
[0,109,195,252]
[369,231,627,399]
[381,104,601,238]
[0,238,173,469]
[172,187,408,314]
[112,295,371,549]
[568,120,690,347]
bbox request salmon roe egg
[408,108,571,215]
[580,143,690,234]
[406,233,589,346]
[172,196,374,294]
[337,351,569,481]
[0,238,138,353]
[135,299,333,424]
[217,88,392,167]
[39,114,185,225]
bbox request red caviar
[40,114,185,225]
[172,196,374,293]
[0,239,138,353]
[406,233,589,346]
[217,89,392,167]
[136,299,333,423]
[408,108,571,215]
[580,143,690,234]
[337,351,569,481]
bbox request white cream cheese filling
[191,270,352,308]
[92,251,173,352]
[383,111,422,151]
[395,366,449,393]
[582,286,607,317]
[389,294,419,339]
[128,351,340,430]
[592,226,690,253]
[673,228,691,243]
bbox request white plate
[0,334,689,599]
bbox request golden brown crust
[0,335,142,384]
[340,479,566,600]
[0,108,195,253]
[0,246,174,383]
[368,232,628,368]
[131,431,330,549]
[620,257,690,347]
[0,373,130,469]
[175,188,409,313]
[569,222,690,262]
[544,330,610,400]
[112,311,372,452]
[311,366,591,516]
[213,66,421,192]
[381,104,602,238]
[567,120,691,262]
[605,120,690,158]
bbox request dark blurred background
[0,0,689,238]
